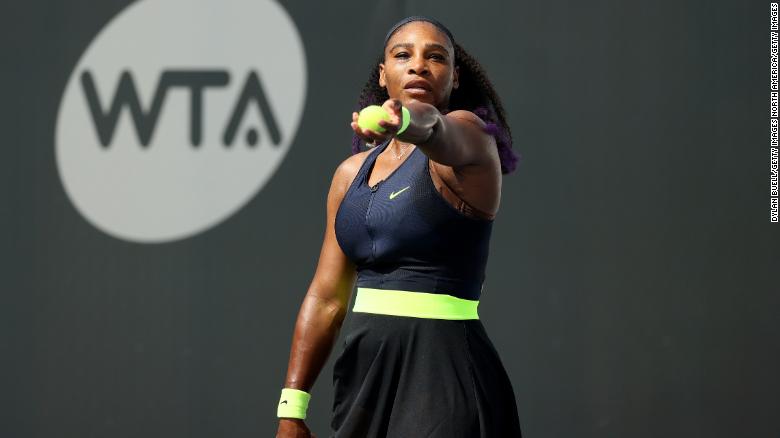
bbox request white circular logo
[55,0,306,243]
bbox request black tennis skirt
[330,311,523,437]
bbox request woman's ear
[452,64,459,90]
[378,63,386,88]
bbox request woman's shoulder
[336,149,372,178]
[331,149,372,197]
[445,109,487,128]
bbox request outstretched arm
[377,99,497,169]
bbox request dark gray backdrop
[1,1,777,437]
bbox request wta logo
[55,0,306,243]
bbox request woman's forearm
[282,293,348,391]
[397,100,489,169]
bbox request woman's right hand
[276,418,317,438]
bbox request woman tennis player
[275,15,523,438]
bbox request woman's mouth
[404,87,430,95]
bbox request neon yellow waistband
[352,287,480,320]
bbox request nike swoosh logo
[280,400,287,404]
[389,186,411,199]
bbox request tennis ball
[357,105,411,135]
[358,105,391,133]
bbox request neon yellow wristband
[277,388,311,419]
[397,106,411,135]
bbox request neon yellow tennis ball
[357,105,411,135]
[358,105,391,133]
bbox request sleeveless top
[334,138,495,301]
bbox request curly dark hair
[351,41,522,174]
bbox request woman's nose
[408,56,428,74]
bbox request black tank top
[335,138,494,301]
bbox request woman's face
[379,21,459,111]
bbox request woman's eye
[394,52,445,61]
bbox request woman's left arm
[388,100,496,169]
